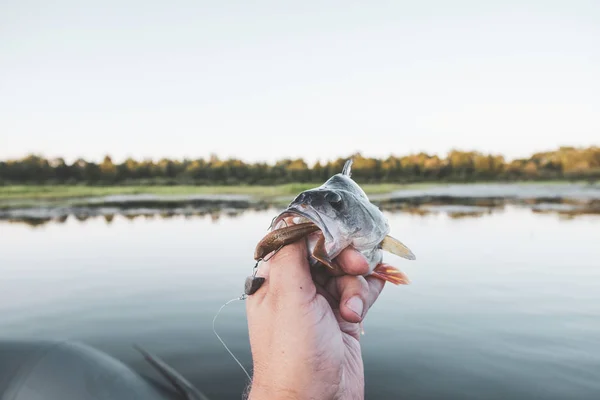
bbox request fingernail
[346,296,364,318]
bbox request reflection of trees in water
[390,207,434,217]
[383,206,493,219]
[532,208,600,218]
[448,212,487,219]
[6,217,52,227]
[2,200,599,227]
[74,213,90,222]
[225,209,243,218]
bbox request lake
[1,202,600,399]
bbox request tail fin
[370,263,410,285]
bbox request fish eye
[326,192,343,208]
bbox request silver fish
[255,159,415,285]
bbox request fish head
[271,160,390,259]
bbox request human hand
[245,240,386,400]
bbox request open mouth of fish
[254,208,331,262]
[275,208,334,240]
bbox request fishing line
[212,295,251,381]
[212,222,287,383]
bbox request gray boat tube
[0,340,210,400]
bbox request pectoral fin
[381,235,416,260]
[370,263,410,285]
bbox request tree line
[1,146,599,185]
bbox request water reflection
[3,182,600,228]
[2,200,600,399]
[2,201,599,228]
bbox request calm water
[1,207,600,399]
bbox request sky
[1,0,599,165]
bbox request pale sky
[1,0,598,165]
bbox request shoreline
[1,182,599,225]
[1,180,597,202]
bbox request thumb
[264,239,315,299]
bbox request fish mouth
[271,207,334,244]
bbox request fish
[254,159,415,285]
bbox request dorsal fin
[342,159,353,176]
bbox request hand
[245,240,386,400]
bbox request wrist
[247,382,303,400]
[247,362,317,400]
[248,378,341,400]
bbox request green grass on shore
[1,179,592,203]
[0,183,429,201]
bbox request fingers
[332,275,370,323]
[365,275,386,310]
[254,240,366,290]
[335,248,370,276]
[249,241,381,312]
[330,248,382,323]
[324,272,387,323]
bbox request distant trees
[1,146,599,185]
